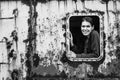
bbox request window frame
[65,11,104,62]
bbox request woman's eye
[81,25,90,28]
[86,25,90,27]
[81,26,85,27]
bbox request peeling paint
[0,0,120,80]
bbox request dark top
[70,30,100,58]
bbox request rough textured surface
[0,0,120,80]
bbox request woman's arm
[90,30,100,57]
[76,30,100,58]
[69,31,80,54]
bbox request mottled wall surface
[0,0,120,80]
[0,1,29,80]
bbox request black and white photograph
[69,16,100,58]
[0,0,120,80]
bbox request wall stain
[1,0,120,79]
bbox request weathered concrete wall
[0,1,28,80]
[0,0,120,80]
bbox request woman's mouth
[82,30,90,35]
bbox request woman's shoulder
[90,30,99,39]
[91,30,99,36]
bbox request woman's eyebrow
[81,25,90,26]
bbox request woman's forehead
[81,21,91,25]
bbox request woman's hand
[66,51,76,58]
[66,31,74,46]
[70,31,74,46]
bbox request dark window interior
[69,16,100,54]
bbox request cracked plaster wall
[0,0,120,79]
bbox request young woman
[67,17,100,58]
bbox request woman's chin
[83,33,89,36]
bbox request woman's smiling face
[81,21,94,36]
